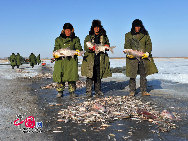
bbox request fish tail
[109,46,116,53]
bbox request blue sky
[0,0,188,58]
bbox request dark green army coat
[124,32,158,78]
[9,54,16,66]
[53,36,82,83]
[36,54,41,64]
[16,54,22,66]
[29,53,37,66]
[81,35,112,79]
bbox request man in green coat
[81,20,112,97]
[9,53,16,69]
[29,53,37,68]
[53,23,83,98]
[36,54,41,65]
[16,53,22,68]
[124,19,158,96]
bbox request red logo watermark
[13,115,42,133]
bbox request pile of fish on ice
[57,96,180,132]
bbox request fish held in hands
[86,42,116,54]
[53,48,85,58]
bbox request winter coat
[9,54,16,66]
[36,54,41,64]
[124,31,158,78]
[53,36,82,83]
[29,53,37,66]
[16,54,22,66]
[81,35,112,79]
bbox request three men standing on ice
[53,19,158,98]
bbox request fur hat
[92,20,102,28]
[63,23,73,30]
[131,19,148,35]
[132,19,143,27]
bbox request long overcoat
[16,54,22,66]
[9,54,16,66]
[29,53,37,66]
[124,32,158,78]
[81,35,112,79]
[53,36,82,83]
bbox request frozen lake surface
[0,58,188,140]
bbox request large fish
[137,109,157,119]
[160,110,176,120]
[53,48,85,58]
[86,42,116,54]
[123,49,151,61]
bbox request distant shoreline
[109,57,188,59]
[1,57,188,61]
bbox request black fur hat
[89,19,107,36]
[131,19,148,35]
[63,23,73,30]
[92,20,102,28]
[60,23,75,39]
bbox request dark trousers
[86,54,101,93]
[129,60,147,93]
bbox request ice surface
[108,58,188,84]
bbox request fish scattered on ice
[86,42,116,54]
[56,96,179,132]
[137,109,157,119]
[160,110,176,120]
[41,80,86,89]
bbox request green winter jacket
[29,53,37,66]
[36,54,41,64]
[16,54,22,66]
[9,54,16,66]
[81,35,112,79]
[124,32,158,78]
[53,36,82,83]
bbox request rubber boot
[86,78,93,97]
[129,91,135,96]
[142,91,151,96]
[56,91,63,98]
[69,91,77,98]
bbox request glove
[75,50,80,56]
[104,44,109,51]
[142,52,149,59]
[127,55,134,58]
[53,52,60,59]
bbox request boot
[142,91,151,96]
[129,91,135,96]
[69,91,77,98]
[56,91,63,98]
[86,78,93,98]
[95,91,104,96]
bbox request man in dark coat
[81,20,112,97]
[124,19,158,96]
[53,23,83,98]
